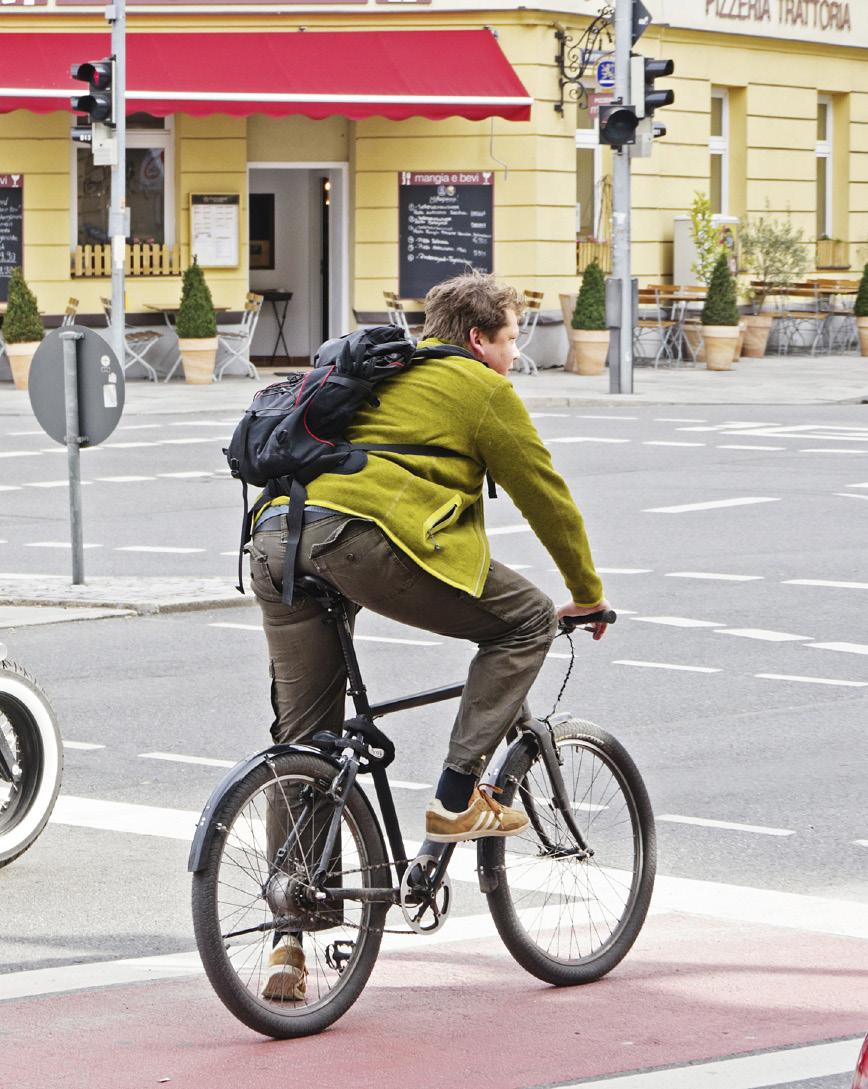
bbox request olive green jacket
[285,341,603,605]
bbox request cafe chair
[100,296,160,382]
[216,292,263,380]
[633,288,678,367]
[383,292,423,337]
[60,297,79,327]
[513,289,543,375]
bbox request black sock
[435,768,476,813]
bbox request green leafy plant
[689,192,726,286]
[572,259,607,330]
[854,263,868,319]
[701,254,739,326]
[2,267,43,344]
[739,204,807,292]
[176,258,217,339]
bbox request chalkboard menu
[0,175,23,303]
[399,171,494,299]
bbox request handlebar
[558,610,617,634]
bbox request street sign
[597,59,616,88]
[588,91,615,120]
[632,0,653,45]
[29,327,124,446]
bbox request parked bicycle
[190,575,656,1039]
[0,643,64,867]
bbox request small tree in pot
[568,259,609,375]
[176,258,218,384]
[701,254,740,371]
[854,262,868,356]
[2,267,44,390]
[739,206,807,357]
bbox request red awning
[0,29,532,121]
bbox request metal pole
[109,0,126,366]
[61,331,85,585]
[610,0,633,395]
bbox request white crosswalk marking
[644,497,781,514]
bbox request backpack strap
[280,477,308,606]
[412,344,479,364]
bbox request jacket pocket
[422,494,462,552]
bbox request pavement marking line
[808,641,868,656]
[799,448,868,454]
[158,471,214,479]
[556,1038,863,1089]
[115,546,206,554]
[26,480,92,488]
[848,481,868,487]
[210,622,263,631]
[631,616,723,628]
[643,497,781,514]
[596,567,651,574]
[116,423,161,431]
[487,524,532,536]
[854,840,868,847]
[25,542,103,549]
[107,441,159,449]
[0,486,21,492]
[657,814,795,836]
[784,578,868,589]
[575,414,639,420]
[139,751,234,769]
[159,438,215,445]
[63,741,106,751]
[716,444,787,451]
[529,412,570,418]
[504,563,533,570]
[208,622,441,646]
[654,416,707,422]
[613,660,722,674]
[642,440,706,447]
[0,451,41,458]
[836,492,868,500]
[7,429,44,436]
[96,475,157,483]
[716,628,813,642]
[50,795,199,840]
[547,436,631,444]
[666,571,763,582]
[755,673,868,688]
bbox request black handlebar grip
[558,610,617,632]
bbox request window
[709,89,728,216]
[576,100,603,243]
[816,96,832,238]
[71,116,175,248]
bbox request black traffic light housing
[643,57,675,117]
[599,102,640,149]
[70,58,115,126]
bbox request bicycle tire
[0,658,63,869]
[192,751,389,1038]
[482,717,655,986]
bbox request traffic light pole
[108,0,126,367]
[610,0,633,395]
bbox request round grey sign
[29,326,124,447]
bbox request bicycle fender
[187,742,338,873]
[475,732,538,894]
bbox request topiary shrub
[3,267,44,344]
[854,262,868,318]
[176,258,217,339]
[572,259,607,330]
[701,254,739,326]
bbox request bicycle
[0,643,64,868]
[189,575,656,1039]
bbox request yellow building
[0,0,865,366]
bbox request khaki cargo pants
[248,513,558,780]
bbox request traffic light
[640,57,675,119]
[70,58,115,126]
[599,102,640,149]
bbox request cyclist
[246,272,610,1000]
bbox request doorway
[247,163,348,365]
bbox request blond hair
[421,272,523,346]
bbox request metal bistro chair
[513,290,543,375]
[61,297,79,327]
[216,292,263,380]
[100,296,160,381]
[807,278,859,353]
[383,292,423,337]
[634,288,679,367]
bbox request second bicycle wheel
[482,716,656,986]
[192,751,390,1038]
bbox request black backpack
[226,325,484,604]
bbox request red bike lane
[4,909,867,1089]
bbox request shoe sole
[426,823,528,843]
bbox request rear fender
[475,732,538,893]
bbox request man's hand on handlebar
[557,598,616,641]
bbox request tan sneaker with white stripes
[425,787,529,843]
[262,935,308,1002]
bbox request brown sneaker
[425,787,529,843]
[262,936,307,1002]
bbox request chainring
[399,853,452,934]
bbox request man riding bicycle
[246,272,610,1000]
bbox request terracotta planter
[179,337,218,384]
[567,328,609,375]
[857,316,868,357]
[701,325,739,371]
[682,322,705,363]
[559,293,578,369]
[742,314,773,358]
[5,341,41,390]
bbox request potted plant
[2,267,44,390]
[701,254,740,370]
[176,258,218,384]
[739,206,807,357]
[567,259,609,375]
[854,262,868,356]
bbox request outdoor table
[144,303,230,381]
[260,289,293,363]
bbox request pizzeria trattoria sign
[705,0,851,31]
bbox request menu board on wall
[191,193,240,268]
[399,172,494,299]
[0,175,24,303]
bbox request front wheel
[0,657,64,868]
[482,717,656,986]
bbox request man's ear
[467,326,487,359]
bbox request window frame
[69,116,176,251]
[816,95,832,239]
[709,88,729,216]
[575,127,603,240]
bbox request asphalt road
[1,399,866,1088]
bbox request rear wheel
[482,717,655,985]
[192,752,389,1038]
